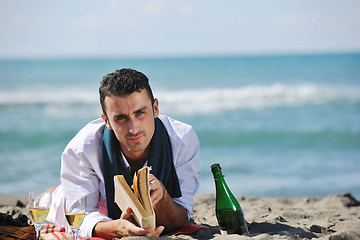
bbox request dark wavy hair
[99,68,155,116]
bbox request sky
[1,0,360,59]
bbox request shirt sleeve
[172,125,200,219]
[47,120,111,237]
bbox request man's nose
[128,118,139,134]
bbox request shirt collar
[120,151,148,173]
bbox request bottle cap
[211,163,221,172]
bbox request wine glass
[28,192,52,240]
[64,197,86,240]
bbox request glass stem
[35,223,42,240]
[72,228,80,240]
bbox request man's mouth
[127,135,144,142]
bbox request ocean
[1,53,360,199]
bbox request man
[47,68,200,239]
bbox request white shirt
[47,114,200,237]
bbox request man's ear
[101,112,112,129]
[153,98,159,118]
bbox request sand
[1,193,359,240]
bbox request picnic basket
[0,226,36,240]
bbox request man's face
[101,90,159,159]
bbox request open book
[114,166,156,229]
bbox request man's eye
[116,116,126,121]
[136,111,144,116]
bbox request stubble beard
[123,130,148,153]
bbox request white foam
[0,87,97,105]
[1,83,359,115]
[156,83,360,115]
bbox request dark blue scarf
[102,117,182,219]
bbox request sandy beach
[1,193,359,240]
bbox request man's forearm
[154,189,188,233]
[93,221,119,239]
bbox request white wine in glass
[64,197,86,240]
[29,192,52,240]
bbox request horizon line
[1,49,360,61]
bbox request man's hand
[149,174,166,205]
[93,207,164,239]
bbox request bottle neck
[212,171,224,181]
[211,163,224,180]
[212,163,234,191]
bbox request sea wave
[0,87,97,105]
[1,83,359,114]
[158,83,360,114]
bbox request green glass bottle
[211,163,249,235]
